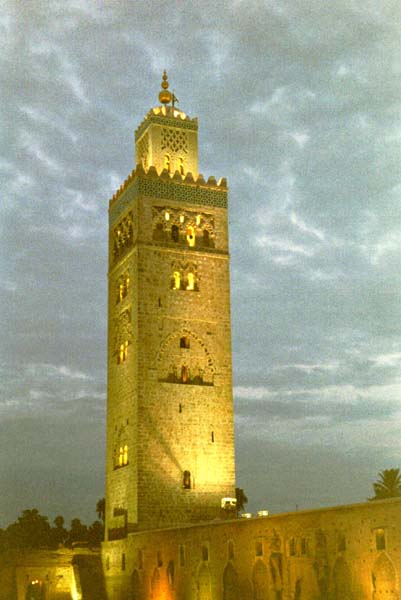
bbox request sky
[1,0,400,527]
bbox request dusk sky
[1,1,400,527]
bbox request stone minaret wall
[105,97,235,536]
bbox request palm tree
[369,468,401,500]
[96,497,106,523]
[235,487,248,514]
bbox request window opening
[376,529,386,551]
[196,214,201,226]
[301,538,307,555]
[183,470,191,489]
[289,538,296,556]
[211,431,214,443]
[186,226,195,247]
[180,214,185,223]
[118,341,128,364]
[180,336,190,349]
[228,541,234,560]
[186,272,195,291]
[203,229,210,246]
[173,271,181,290]
[164,155,171,172]
[178,157,184,175]
[255,541,263,556]
[179,403,182,413]
[202,545,209,562]
[165,211,170,221]
[171,224,179,242]
[122,553,126,571]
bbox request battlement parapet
[135,105,198,140]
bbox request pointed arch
[252,559,269,600]
[197,563,212,600]
[332,557,352,600]
[223,562,240,600]
[130,569,143,600]
[372,553,398,599]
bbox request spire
[158,70,172,105]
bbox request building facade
[105,72,236,537]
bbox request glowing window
[119,283,124,302]
[173,271,181,290]
[164,154,171,172]
[186,226,195,247]
[171,224,179,242]
[165,211,170,221]
[181,365,188,383]
[118,341,128,364]
[180,214,185,223]
[196,214,201,226]
[186,272,195,290]
[183,470,191,489]
[118,445,128,467]
[178,157,184,175]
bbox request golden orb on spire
[159,70,172,105]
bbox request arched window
[173,271,181,290]
[203,229,210,247]
[183,470,191,489]
[118,445,129,467]
[164,154,171,172]
[186,226,195,247]
[186,272,195,290]
[171,224,179,242]
[118,341,128,364]
[178,157,184,175]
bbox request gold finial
[159,70,172,105]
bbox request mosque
[3,74,401,600]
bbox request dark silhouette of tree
[88,520,104,546]
[235,487,248,514]
[5,509,52,549]
[67,518,89,546]
[96,497,106,523]
[51,515,68,547]
[369,469,401,500]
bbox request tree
[96,497,106,523]
[51,515,68,547]
[67,518,89,546]
[369,469,401,500]
[235,487,248,514]
[88,520,104,546]
[5,509,52,549]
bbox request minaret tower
[105,73,235,536]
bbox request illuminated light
[186,272,195,291]
[241,512,252,519]
[221,497,237,509]
[179,214,184,223]
[180,112,186,119]
[186,226,195,247]
[119,284,124,301]
[173,271,181,290]
[196,214,201,226]
[162,106,166,116]
[117,229,121,236]
[119,447,123,466]
[123,444,128,465]
[257,509,269,517]
[178,157,184,175]
[165,211,170,221]
[119,344,124,364]
[124,340,128,361]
